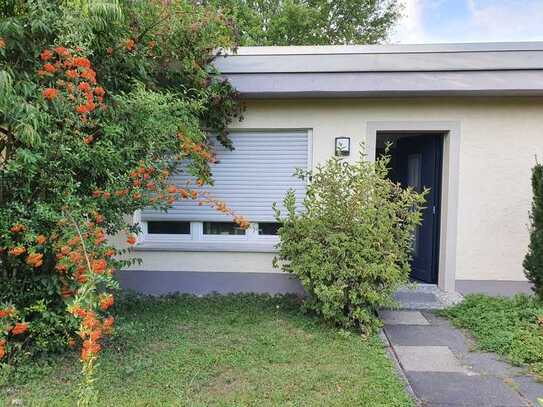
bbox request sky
[390,0,543,44]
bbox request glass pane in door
[407,153,422,256]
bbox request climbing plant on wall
[0,0,245,401]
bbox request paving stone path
[380,310,543,407]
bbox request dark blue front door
[392,134,443,283]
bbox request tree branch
[0,127,11,137]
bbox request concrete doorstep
[379,310,543,407]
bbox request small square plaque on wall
[335,137,350,157]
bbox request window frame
[139,220,193,244]
[137,221,279,252]
[256,222,282,237]
[201,221,249,240]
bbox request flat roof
[230,42,543,55]
[214,42,543,98]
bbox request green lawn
[439,294,543,380]
[1,294,412,406]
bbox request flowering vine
[0,41,246,403]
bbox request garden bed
[439,294,543,380]
[1,294,413,406]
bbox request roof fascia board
[223,70,543,98]
[214,51,543,74]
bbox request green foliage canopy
[207,0,402,46]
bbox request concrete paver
[406,372,528,406]
[379,310,430,325]
[385,324,470,353]
[394,345,473,373]
[514,376,543,407]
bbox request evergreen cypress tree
[524,163,543,300]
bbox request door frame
[366,121,461,292]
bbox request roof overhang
[214,42,543,98]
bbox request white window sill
[134,241,278,253]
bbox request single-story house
[118,42,543,297]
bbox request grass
[439,294,543,380]
[0,294,413,406]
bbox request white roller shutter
[141,131,309,222]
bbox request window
[139,221,282,250]
[147,221,190,235]
[407,153,422,192]
[407,154,422,256]
[138,131,309,250]
[203,222,246,236]
[258,222,281,236]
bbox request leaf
[88,0,123,30]
[0,70,13,97]
[14,122,39,147]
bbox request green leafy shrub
[273,151,426,334]
[2,276,77,359]
[524,163,543,300]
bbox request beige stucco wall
[131,97,543,283]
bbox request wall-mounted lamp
[335,137,350,157]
